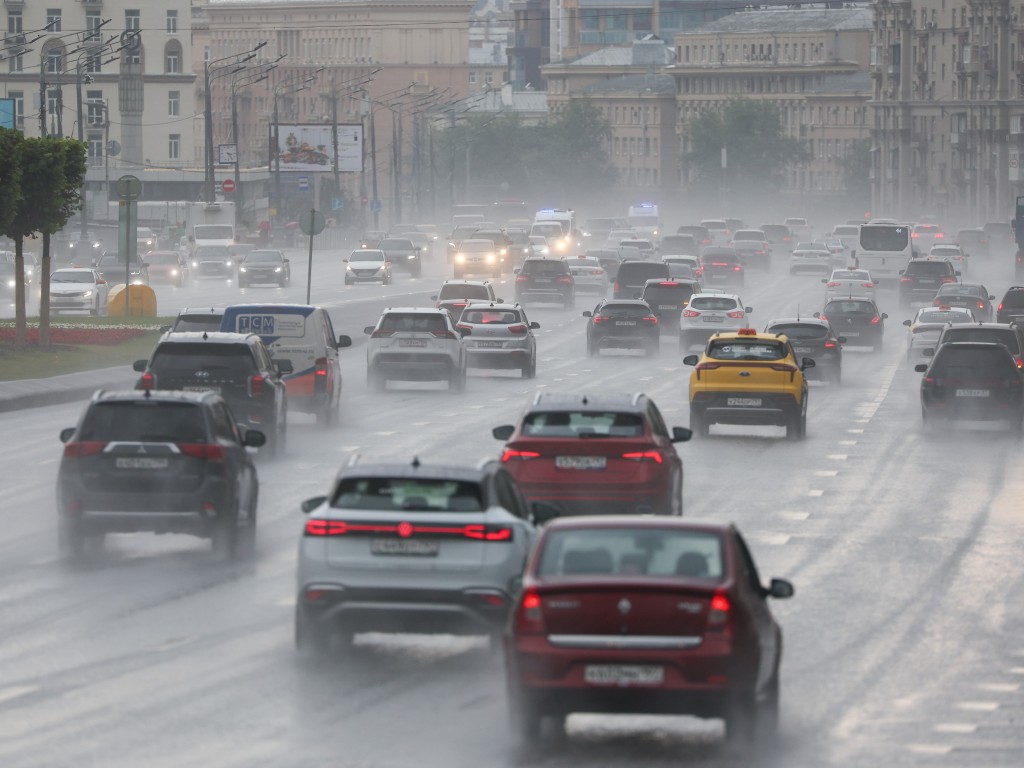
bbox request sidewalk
[0,365,137,413]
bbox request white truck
[627,203,661,243]
[180,203,236,256]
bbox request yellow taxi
[682,328,815,439]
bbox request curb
[0,366,137,414]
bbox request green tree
[539,99,617,195]
[840,138,872,209]
[0,129,24,340]
[15,137,87,345]
[685,98,807,195]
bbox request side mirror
[458,326,471,337]
[671,426,692,443]
[132,359,148,372]
[363,326,376,335]
[59,427,75,443]
[902,319,912,327]
[801,357,816,370]
[300,496,327,514]
[243,429,266,448]
[430,295,438,301]
[745,306,753,314]
[881,313,888,320]
[767,578,794,599]
[531,501,561,526]
[513,268,520,274]
[682,354,699,366]
[159,325,172,333]
[820,278,827,283]
[343,259,349,263]
[274,359,294,375]
[989,295,995,300]
[529,321,540,329]
[914,364,928,373]
[496,297,504,303]
[582,311,592,317]
[898,269,905,275]
[492,424,515,441]
[337,335,352,348]
[813,312,821,318]
[923,347,935,357]
[837,336,847,344]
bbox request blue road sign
[370,199,382,213]
[331,196,345,211]
[298,176,310,191]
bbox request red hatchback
[505,516,794,747]
[492,393,691,516]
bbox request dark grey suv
[57,390,265,560]
[514,258,575,308]
[134,332,291,456]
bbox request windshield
[194,225,233,240]
[378,239,413,249]
[942,329,1021,354]
[825,301,875,315]
[834,226,860,236]
[244,252,283,264]
[642,284,695,305]
[934,346,1017,376]
[537,528,724,579]
[916,310,971,325]
[832,270,870,281]
[906,261,954,276]
[460,241,494,253]
[618,264,669,283]
[172,314,223,332]
[937,285,984,298]
[439,284,490,300]
[860,224,909,252]
[378,313,447,333]
[531,223,564,238]
[522,411,644,438]
[707,340,786,360]
[51,271,93,283]
[521,260,568,277]
[351,251,385,263]
[150,343,255,374]
[690,297,739,311]
[627,215,658,226]
[145,253,179,264]
[733,231,765,241]
[330,477,484,512]
[194,246,229,260]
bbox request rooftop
[683,7,872,35]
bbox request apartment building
[870,0,1024,224]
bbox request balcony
[915,60,928,76]
[950,131,963,147]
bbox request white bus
[855,221,913,283]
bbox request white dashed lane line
[957,701,1000,712]
[906,744,953,755]
[934,723,978,734]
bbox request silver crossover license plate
[115,457,169,470]
[399,339,427,348]
[370,539,439,556]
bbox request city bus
[855,220,913,283]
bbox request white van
[220,304,352,426]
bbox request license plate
[115,457,169,470]
[793,347,811,353]
[658,304,676,310]
[615,321,637,326]
[956,389,990,397]
[555,455,607,470]
[533,277,552,283]
[370,539,439,556]
[584,665,664,687]
[399,339,427,347]
[702,316,724,323]
[844,331,859,337]
[474,340,503,348]
[183,385,221,393]
[727,397,763,407]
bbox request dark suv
[996,286,1024,324]
[818,298,887,351]
[134,332,290,456]
[614,260,670,299]
[514,258,575,308]
[377,237,422,277]
[764,317,844,384]
[696,248,744,287]
[639,278,699,329]
[57,390,265,560]
[916,343,1024,432]
[899,258,958,307]
[931,323,1024,368]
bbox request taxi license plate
[115,457,169,470]
[584,665,664,687]
[399,339,427,347]
[370,539,439,556]
[727,397,762,407]
[555,456,607,470]
[956,389,990,397]
[184,385,220,393]
[615,321,637,326]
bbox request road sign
[222,178,236,194]
[116,174,141,200]
[106,139,121,157]
[370,199,382,213]
[331,196,344,211]
[298,176,310,191]
[299,209,326,237]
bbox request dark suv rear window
[521,260,569,277]
[439,284,490,300]
[79,401,207,442]
[825,301,875,315]
[596,304,653,319]
[379,313,447,333]
[641,283,695,305]
[331,477,484,511]
[941,328,1021,355]
[905,261,954,276]
[934,346,1017,376]
[617,263,669,284]
[768,323,829,340]
[1001,289,1024,308]
[151,343,256,374]
[522,411,644,437]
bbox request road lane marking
[847,429,864,434]
[752,533,790,546]
[808,490,824,497]
[815,470,839,477]
[907,744,952,755]
[0,685,38,704]
[957,701,999,711]
[934,723,977,734]
[826,454,848,460]
[838,440,857,445]
[977,682,1020,692]
[778,511,810,520]
[1011,667,1024,675]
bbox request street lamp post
[230,59,282,229]
[269,71,323,231]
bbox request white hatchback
[679,292,752,350]
[823,268,876,300]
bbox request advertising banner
[271,123,363,173]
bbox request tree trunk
[39,232,51,346]
[14,235,26,345]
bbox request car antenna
[411,456,421,469]
[144,388,151,399]
[202,331,208,340]
[796,303,801,321]
[582,396,589,405]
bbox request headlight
[239,266,247,273]
[274,267,282,272]
[92,242,101,248]
[5,279,14,287]
[407,254,415,259]
[499,248,507,255]
[486,254,495,263]
[170,269,178,276]
[225,260,233,267]
[131,278,144,285]
[455,253,465,262]
[82,290,93,298]
[192,260,198,267]
[345,264,352,271]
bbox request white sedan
[789,243,832,274]
[49,268,109,315]
[823,268,876,300]
[902,306,975,363]
[564,257,608,295]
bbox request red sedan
[492,393,691,516]
[504,516,794,747]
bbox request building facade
[869,0,1024,224]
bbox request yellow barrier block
[106,283,157,317]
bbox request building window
[46,91,59,123]
[168,90,180,116]
[46,9,61,32]
[169,134,180,160]
[8,11,22,34]
[85,52,102,74]
[86,11,101,41]
[87,134,104,166]
[485,71,494,85]
[469,71,477,84]
[165,42,181,74]
[166,10,178,34]
[8,51,23,73]
[581,9,599,31]
[8,91,22,128]
[87,92,104,126]
[45,48,63,73]
[125,10,140,32]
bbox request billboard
[0,98,15,130]
[271,123,362,173]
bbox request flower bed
[0,323,156,345]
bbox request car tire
[646,340,659,357]
[368,366,385,390]
[831,366,842,386]
[563,296,575,311]
[58,520,88,562]
[690,407,709,438]
[725,691,758,752]
[294,605,331,659]
[874,338,884,353]
[450,366,466,393]
[237,489,258,559]
[508,684,542,744]
[522,357,536,379]
[785,411,802,440]
[211,515,240,560]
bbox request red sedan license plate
[585,665,664,686]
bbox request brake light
[516,275,529,283]
[659,281,678,287]
[178,443,225,462]
[592,315,612,324]
[502,448,540,461]
[1015,356,1023,369]
[711,262,727,267]
[940,277,956,283]
[998,303,1004,311]
[557,275,573,284]
[305,519,348,536]
[694,361,721,372]
[727,310,745,319]
[708,591,731,631]
[613,282,620,292]
[911,232,920,238]
[642,316,659,325]
[935,232,944,239]
[140,372,155,390]
[826,281,840,287]
[682,309,700,318]
[733,265,742,271]
[516,589,546,634]
[62,441,106,458]
[314,357,328,377]
[249,374,265,397]
[431,330,457,339]
[702,238,711,244]
[977,301,986,310]
[622,450,662,463]
[870,315,882,325]
[451,302,468,308]
[95,278,106,285]
[370,329,395,338]
[923,376,935,384]
[507,324,528,334]
[900,277,913,283]
[863,282,875,288]
[819,314,828,322]
[770,363,799,372]
[462,525,513,541]
[824,340,837,349]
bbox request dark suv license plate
[370,539,439,556]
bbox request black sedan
[764,317,844,384]
[377,237,422,277]
[817,298,886,352]
[93,252,149,286]
[583,299,660,357]
[932,282,995,321]
[238,249,291,287]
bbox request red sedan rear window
[522,411,644,438]
[537,528,724,579]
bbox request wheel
[757,666,781,744]
[237,488,258,559]
[211,515,240,560]
[58,520,87,561]
[785,411,802,440]
[563,296,575,311]
[295,605,331,659]
[690,407,709,438]
[646,340,660,357]
[450,366,466,392]
[830,366,842,386]
[724,690,757,751]
[587,338,596,357]
[368,366,385,390]
[316,398,337,428]
[522,356,536,379]
[508,684,542,744]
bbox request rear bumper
[372,354,458,381]
[58,482,231,536]
[592,331,658,349]
[466,348,531,368]
[691,392,800,427]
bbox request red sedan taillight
[501,448,540,462]
[140,372,156,390]
[622,450,662,463]
[63,441,106,458]
[515,589,546,635]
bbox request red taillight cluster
[502,448,540,461]
[431,330,457,339]
[726,310,745,319]
[516,275,529,283]
[998,303,1004,311]
[622,450,662,463]
[659,281,678,287]
[682,309,700,318]
[824,340,837,349]
[819,314,828,322]
[370,329,395,338]
[870,315,882,325]
[977,301,986,310]
[708,591,731,631]
[507,324,528,334]
[179,443,225,461]
[304,519,512,541]
[900,277,913,283]
[249,374,265,398]
[826,281,840,287]
[557,275,573,285]
[140,372,156,390]
[769,363,798,372]
[940,277,956,284]
[642,316,659,325]
[592,316,612,324]
[516,589,546,634]
[733,265,742,272]
[613,282,620,292]
[314,356,328,377]
[63,441,106,458]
